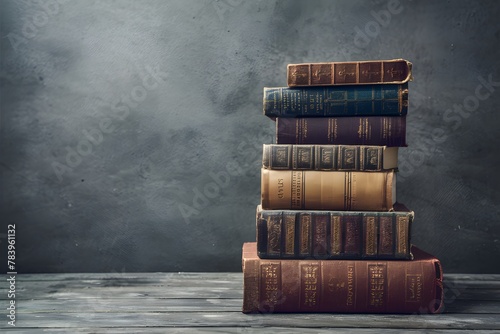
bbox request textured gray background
[1,0,499,273]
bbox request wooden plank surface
[4,329,500,334]
[6,298,500,314]
[1,273,499,332]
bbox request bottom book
[242,242,443,314]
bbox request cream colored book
[261,169,396,211]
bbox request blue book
[263,83,408,117]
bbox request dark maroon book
[276,116,407,147]
[242,242,443,314]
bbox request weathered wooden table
[2,273,499,332]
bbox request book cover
[261,169,396,211]
[276,116,407,147]
[256,203,413,260]
[263,144,398,171]
[264,84,408,118]
[242,242,443,314]
[287,59,412,87]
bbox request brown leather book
[262,144,398,171]
[287,59,412,87]
[242,242,443,314]
[261,169,396,211]
[256,203,413,260]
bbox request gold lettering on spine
[387,117,392,139]
[295,119,300,143]
[378,217,393,255]
[346,265,355,306]
[243,261,259,312]
[328,119,332,143]
[275,147,288,168]
[289,87,297,111]
[319,146,334,169]
[314,216,327,255]
[356,62,360,83]
[357,118,363,140]
[300,214,311,255]
[397,216,408,256]
[345,217,360,254]
[296,147,312,168]
[340,147,357,170]
[331,215,341,255]
[261,263,281,309]
[381,61,385,82]
[358,118,370,141]
[277,178,284,199]
[368,264,386,308]
[406,274,423,302]
[365,217,377,256]
[308,64,312,85]
[291,171,303,209]
[295,119,307,144]
[366,118,371,140]
[285,215,295,255]
[267,216,281,255]
[382,117,388,139]
[382,117,392,140]
[327,119,338,143]
[301,264,320,308]
[366,147,381,170]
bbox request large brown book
[287,59,412,87]
[242,242,443,314]
[261,169,396,211]
[263,144,398,171]
[276,116,407,146]
[256,203,413,260]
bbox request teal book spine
[263,83,408,117]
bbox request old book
[256,203,413,260]
[242,242,443,314]
[263,84,408,118]
[262,144,398,171]
[287,59,412,87]
[261,169,396,211]
[276,116,407,146]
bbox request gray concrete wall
[1,0,499,273]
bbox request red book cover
[242,242,443,314]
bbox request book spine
[287,59,413,87]
[263,84,408,117]
[262,144,397,171]
[276,116,407,146]
[242,254,263,313]
[261,169,394,211]
[242,243,444,314]
[257,209,413,259]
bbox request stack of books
[242,59,444,314]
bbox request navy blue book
[263,83,408,117]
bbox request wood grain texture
[1,273,499,332]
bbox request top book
[287,59,412,87]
